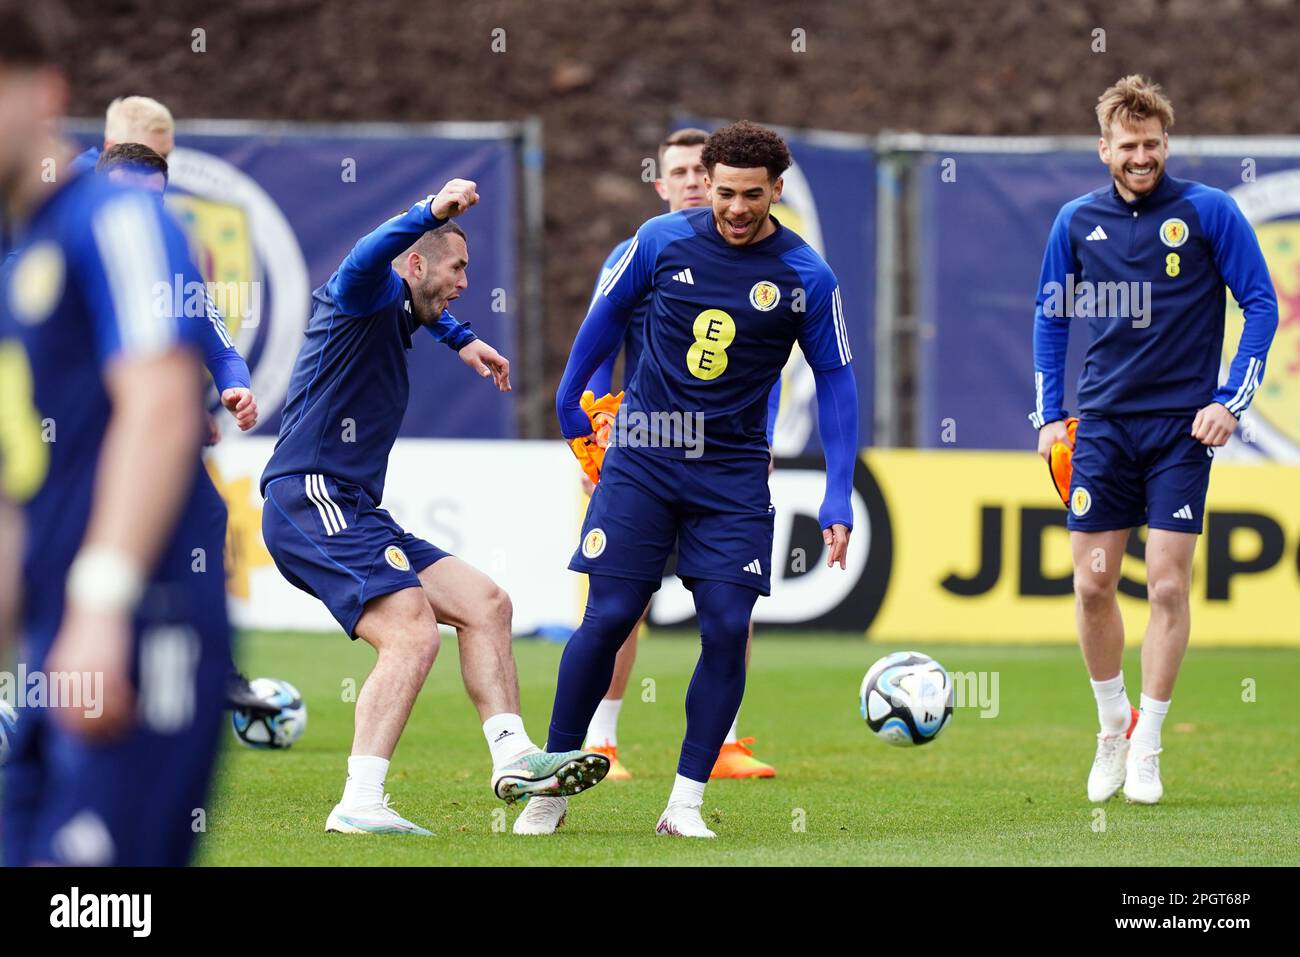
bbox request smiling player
[522,121,858,837]
[579,128,779,783]
[1031,76,1279,805]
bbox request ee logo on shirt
[687,308,736,380]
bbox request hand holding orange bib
[1048,417,1079,505]
[568,390,624,485]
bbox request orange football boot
[585,743,631,780]
[709,737,776,779]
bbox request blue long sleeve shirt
[261,198,477,503]
[1031,174,1278,427]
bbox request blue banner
[917,152,1300,456]
[79,125,521,439]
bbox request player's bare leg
[1125,528,1196,804]
[583,608,645,779]
[326,586,440,835]
[416,556,610,807]
[711,621,777,778]
[418,557,520,721]
[1071,529,1138,801]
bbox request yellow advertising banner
[865,450,1300,646]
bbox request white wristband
[66,547,144,613]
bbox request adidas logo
[1085,225,1108,241]
[1173,505,1194,520]
[672,268,695,285]
[493,729,514,743]
[742,559,762,575]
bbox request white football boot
[1124,745,1164,804]
[1087,730,1131,802]
[512,796,567,835]
[325,794,432,835]
[655,803,716,838]
[491,748,610,804]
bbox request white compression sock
[341,755,389,809]
[723,712,739,745]
[1089,673,1131,733]
[1131,694,1170,751]
[667,773,706,808]
[483,712,538,768]
[585,698,623,748]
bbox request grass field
[200,631,1300,866]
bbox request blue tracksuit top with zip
[261,198,477,504]
[1030,173,1278,427]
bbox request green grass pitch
[200,632,1299,866]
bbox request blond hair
[104,96,174,143]
[1096,76,1174,138]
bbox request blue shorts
[1067,413,1215,534]
[261,473,452,637]
[571,446,775,595]
[1,552,230,866]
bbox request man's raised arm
[331,179,479,317]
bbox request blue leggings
[547,574,759,782]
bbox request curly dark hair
[700,120,791,181]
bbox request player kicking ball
[1031,76,1278,805]
[260,180,609,835]
[520,121,859,837]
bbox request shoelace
[1133,749,1162,782]
[732,736,757,756]
[1093,733,1124,768]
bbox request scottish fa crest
[749,281,780,312]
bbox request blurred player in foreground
[527,121,858,837]
[1031,76,1278,805]
[0,4,230,864]
[259,182,610,836]
[94,142,273,719]
[580,128,778,781]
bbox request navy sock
[546,574,657,753]
[677,580,759,782]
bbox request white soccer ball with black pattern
[0,698,17,766]
[859,651,953,747]
[232,678,307,750]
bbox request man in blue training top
[525,121,859,838]
[0,5,230,865]
[578,127,780,783]
[1031,76,1278,806]
[260,180,611,836]
[95,141,279,721]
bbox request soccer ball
[0,699,17,766]
[859,651,953,747]
[232,678,307,750]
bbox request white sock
[1089,673,1131,733]
[341,755,389,809]
[723,712,739,745]
[1131,694,1170,752]
[585,698,622,748]
[667,773,706,809]
[483,712,537,768]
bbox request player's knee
[1147,574,1189,609]
[359,590,441,673]
[1074,570,1118,607]
[583,576,654,646]
[482,583,513,631]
